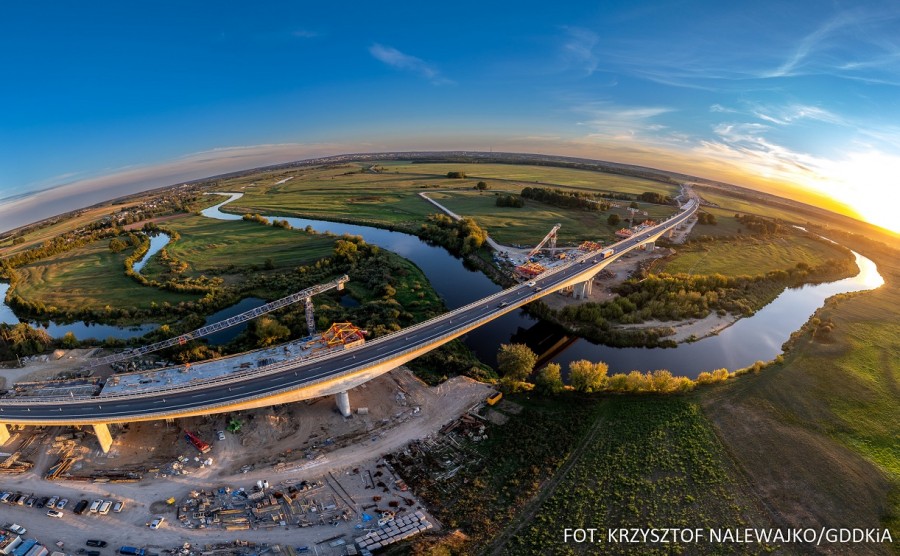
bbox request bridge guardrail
[0,201,696,409]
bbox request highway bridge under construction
[0,199,697,452]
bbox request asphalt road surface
[0,201,696,423]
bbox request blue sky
[2,0,899,232]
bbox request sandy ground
[0,368,492,551]
[0,349,99,388]
[619,312,738,342]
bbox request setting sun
[812,152,900,234]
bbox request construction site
[0,361,493,554]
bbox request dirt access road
[0,370,493,551]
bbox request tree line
[418,214,488,255]
[520,187,610,211]
[495,342,742,395]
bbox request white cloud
[560,27,600,76]
[368,44,453,85]
[577,101,674,141]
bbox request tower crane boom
[528,223,561,258]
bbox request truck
[118,547,146,556]
[183,430,211,454]
[600,248,614,259]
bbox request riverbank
[620,312,738,342]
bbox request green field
[701,237,900,545]
[11,240,196,312]
[209,165,448,225]
[428,191,677,246]
[696,187,802,223]
[500,398,771,555]
[383,162,679,196]
[658,233,851,277]
[207,163,679,234]
[141,214,337,282]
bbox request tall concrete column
[0,423,9,445]
[336,390,351,417]
[93,423,113,453]
[573,279,593,300]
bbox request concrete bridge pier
[573,279,593,300]
[642,241,655,251]
[93,423,114,453]
[0,423,9,445]
[336,390,352,417]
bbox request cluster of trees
[108,233,143,253]
[559,253,855,335]
[0,323,53,360]
[418,214,488,255]
[475,181,488,190]
[241,213,270,225]
[638,192,672,204]
[494,344,731,396]
[607,214,621,226]
[736,213,784,235]
[696,212,718,225]
[447,171,467,179]
[520,187,609,211]
[495,194,524,208]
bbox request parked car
[87,551,101,556]
[112,500,125,513]
[149,516,165,529]
[47,509,64,518]
[86,540,108,547]
[73,500,90,515]
[98,500,112,515]
[36,496,50,508]
[8,524,26,534]
[14,494,27,505]
[216,430,226,441]
[25,497,36,507]
[47,496,60,508]
[89,499,103,513]
[56,498,69,510]
[0,492,12,503]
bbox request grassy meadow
[658,233,851,277]
[11,240,196,312]
[209,163,679,239]
[700,235,900,548]
[141,214,336,282]
[427,190,677,246]
[499,398,773,555]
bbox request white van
[98,500,112,515]
[89,499,103,513]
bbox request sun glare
[812,152,900,234]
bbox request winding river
[0,192,883,375]
[199,193,884,378]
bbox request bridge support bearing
[0,423,9,445]
[336,390,352,417]
[573,279,593,300]
[93,423,114,453]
